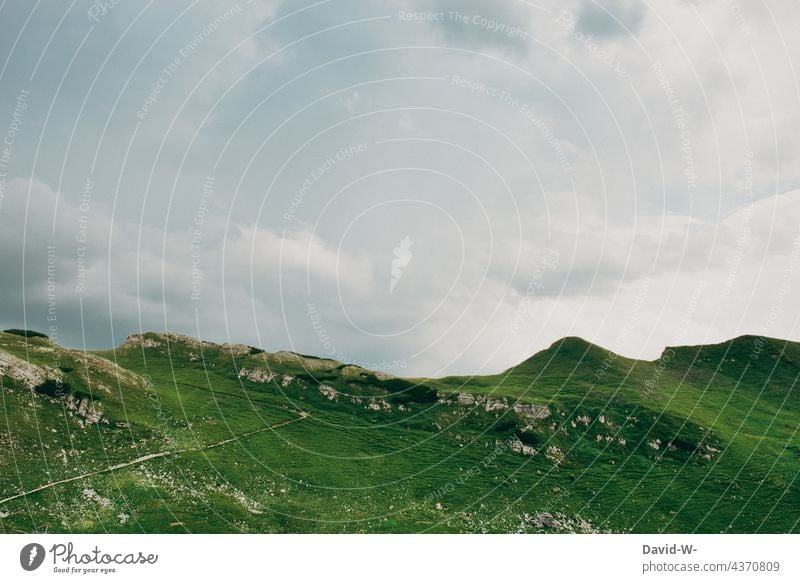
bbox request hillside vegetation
[0,330,797,533]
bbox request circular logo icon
[20,543,46,571]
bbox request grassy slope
[0,331,798,533]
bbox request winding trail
[0,412,308,506]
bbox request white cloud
[1,1,799,375]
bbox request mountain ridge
[1,327,798,534]
[7,327,798,380]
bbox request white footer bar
[1,534,797,582]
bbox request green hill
[0,330,797,533]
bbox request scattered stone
[82,488,112,508]
[545,445,564,464]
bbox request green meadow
[0,330,797,533]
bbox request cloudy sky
[1,0,799,376]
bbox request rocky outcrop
[513,402,551,420]
[451,393,549,420]
[238,368,277,383]
[318,384,337,400]
[531,511,562,529]
[457,393,476,406]
[366,398,392,412]
[122,334,162,349]
[273,351,338,371]
[72,352,147,390]
[502,438,537,456]
[67,395,104,424]
[484,397,509,411]
[0,350,61,389]
[455,393,508,410]
[221,343,251,357]
[458,393,475,407]
[523,511,602,533]
[124,332,249,357]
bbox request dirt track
[0,413,307,506]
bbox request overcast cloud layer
[1,0,799,376]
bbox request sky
[1,0,799,377]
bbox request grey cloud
[575,0,644,39]
[1,0,799,375]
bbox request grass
[0,330,797,533]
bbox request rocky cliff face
[0,349,62,389]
